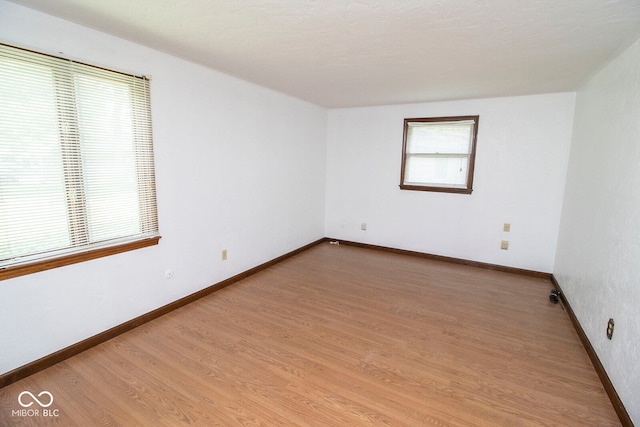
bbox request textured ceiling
[6,0,640,108]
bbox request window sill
[400,184,473,194]
[0,236,161,281]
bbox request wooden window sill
[0,236,161,281]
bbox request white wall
[325,93,575,272]
[0,1,327,375]
[554,38,640,424]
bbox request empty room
[1,0,639,425]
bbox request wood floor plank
[0,243,621,426]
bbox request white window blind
[400,116,479,194]
[0,43,159,271]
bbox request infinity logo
[18,391,54,408]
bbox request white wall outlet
[361,223,367,231]
[501,240,509,250]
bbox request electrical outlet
[500,240,509,250]
[221,249,227,261]
[606,318,614,340]
[503,223,511,232]
[361,223,367,231]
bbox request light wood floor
[0,243,620,426]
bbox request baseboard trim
[0,238,327,389]
[330,239,552,279]
[550,275,633,427]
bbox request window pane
[405,156,469,187]
[400,116,479,193]
[0,42,159,275]
[75,74,141,242]
[0,57,70,262]
[407,121,473,154]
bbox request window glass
[400,116,479,194]
[0,43,159,278]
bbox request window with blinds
[400,116,479,194]
[0,43,159,279]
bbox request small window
[400,116,479,194]
[0,43,160,279]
